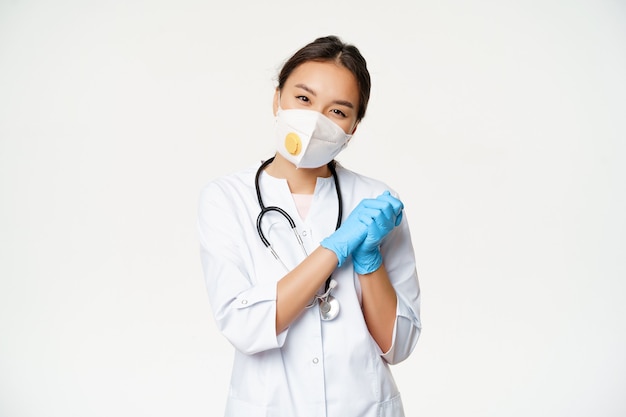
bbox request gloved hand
[352,191,404,275]
[320,199,374,267]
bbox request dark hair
[277,35,371,122]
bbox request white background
[1,1,625,416]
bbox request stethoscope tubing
[255,157,342,291]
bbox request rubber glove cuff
[352,248,383,275]
[320,235,351,267]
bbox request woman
[198,35,421,417]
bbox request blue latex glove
[352,191,404,275]
[320,199,376,267]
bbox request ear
[272,88,280,116]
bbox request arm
[198,182,283,355]
[275,246,337,333]
[358,265,397,352]
[351,191,421,357]
[376,215,422,364]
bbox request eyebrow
[294,83,355,109]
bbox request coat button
[312,357,319,364]
[241,299,248,305]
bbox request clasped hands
[321,191,404,275]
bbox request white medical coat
[197,161,421,417]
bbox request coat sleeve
[379,210,422,365]
[197,181,288,355]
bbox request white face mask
[274,107,352,168]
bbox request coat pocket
[225,396,268,417]
[377,392,405,417]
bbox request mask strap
[277,91,283,113]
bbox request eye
[296,95,310,103]
[330,108,347,118]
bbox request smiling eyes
[296,95,348,118]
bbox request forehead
[285,61,360,103]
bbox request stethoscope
[255,156,342,321]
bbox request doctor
[198,35,421,417]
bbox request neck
[265,153,331,194]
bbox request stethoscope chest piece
[319,295,340,321]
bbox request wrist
[320,237,347,267]
[352,249,382,275]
